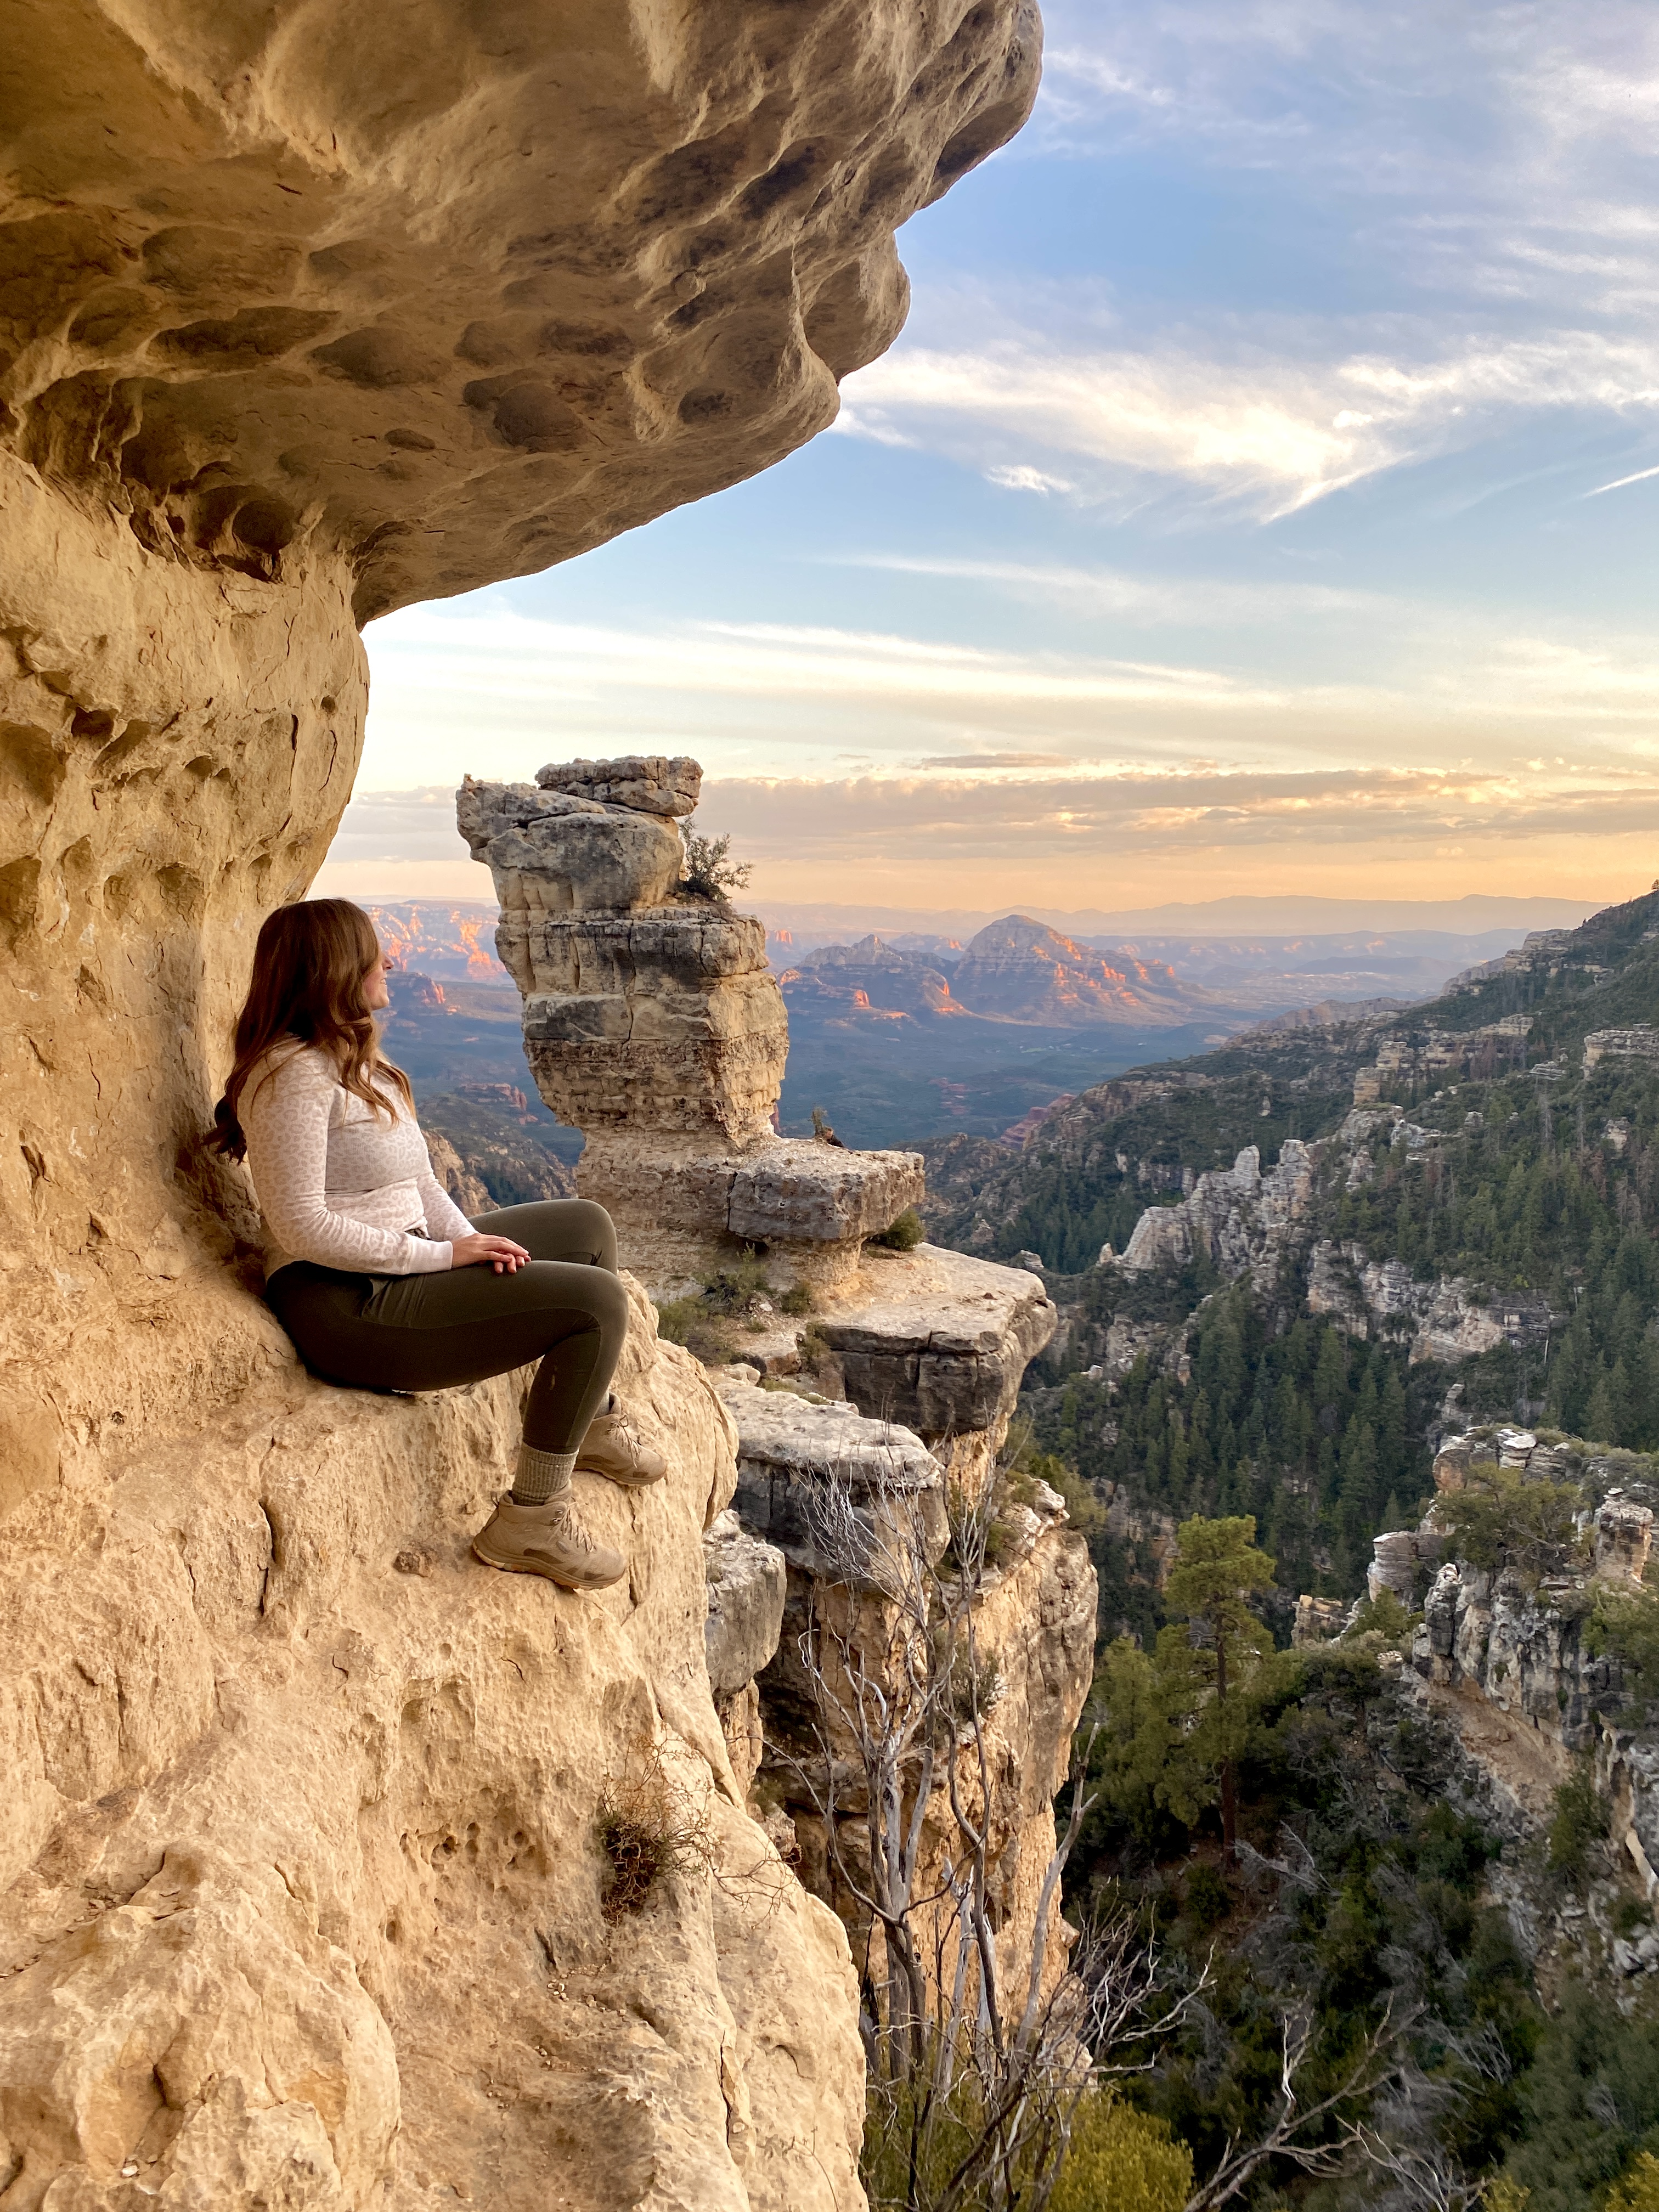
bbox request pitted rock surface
[2,0,1041,622]
[0,1284,868,2211]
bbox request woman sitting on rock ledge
[211,898,663,1592]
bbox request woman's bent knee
[487,1196,617,1268]
[562,1197,618,1268]
[585,1265,631,1336]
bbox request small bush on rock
[1430,1463,1588,1587]
[594,1746,715,1923]
[680,828,751,902]
[871,1207,924,1251]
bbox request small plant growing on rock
[679,827,751,903]
[594,1745,715,1923]
[701,1256,774,1314]
[1346,1587,1416,1646]
[870,1206,924,1251]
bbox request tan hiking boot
[576,1398,667,1488]
[471,1496,625,1591]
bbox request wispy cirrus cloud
[834,2,1659,515]
[837,327,1659,516]
[362,597,1659,803]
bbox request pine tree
[1161,1515,1276,1861]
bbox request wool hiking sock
[511,1443,578,1506]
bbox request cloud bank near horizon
[319,759,1658,912]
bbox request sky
[318,1,1659,917]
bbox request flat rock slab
[579,1134,922,1245]
[538,756,702,817]
[812,1243,1057,1440]
[716,1381,938,1568]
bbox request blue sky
[321,1,1659,914]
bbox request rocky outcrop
[1307,1240,1556,1364]
[703,1508,789,1797]
[2,10,1047,2205]
[1341,1429,1659,1905]
[714,1380,1097,2012]
[1116,1141,1317,1283]
[789,935,960,1018]
[0,1282,867,2211]
[2,2,1039,624]
[460,761,924,1289]
[1584,1024,1659,1073]
[425,1128,494,1217]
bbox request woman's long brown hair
[210,899,413,1159]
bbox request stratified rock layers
[460,765,926,1284]
[2,6,1043,2205]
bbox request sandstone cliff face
[1,0,1040,1481]
[0,1285,868,2211]
[2,8,1046,2204]
[720,1381,1097,2016]
[458,752,1093,2027]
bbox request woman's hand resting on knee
[450,1233,533,1274]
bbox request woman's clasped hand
[450,1232,533,1274]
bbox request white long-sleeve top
[241,1042,475,1280]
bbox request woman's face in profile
[361,945,391,1012]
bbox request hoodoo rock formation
[460,755,1096,2015]
[459,759,926,1290]
[0,8,1044,2207]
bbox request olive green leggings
[265,1198,628,1451]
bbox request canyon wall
[0,7,1043,2205]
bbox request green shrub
[1182,1861,1231,1933]
[1547,1763,1610,1887]
[702,1257,774,1313]
[1589,1583,1659,1702]
[680,828,751,902]
[1431,1464,1588,1586]
[780,1280,815,1315]
[1049,2090,1193,2212]
[653,1294,704,1346]
[871,1207,924,1251]
[1346,1587,1417,1645]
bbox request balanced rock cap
[536,757,702,817]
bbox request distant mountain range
[757,891,1605,938]
[359,898,1590,1149]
